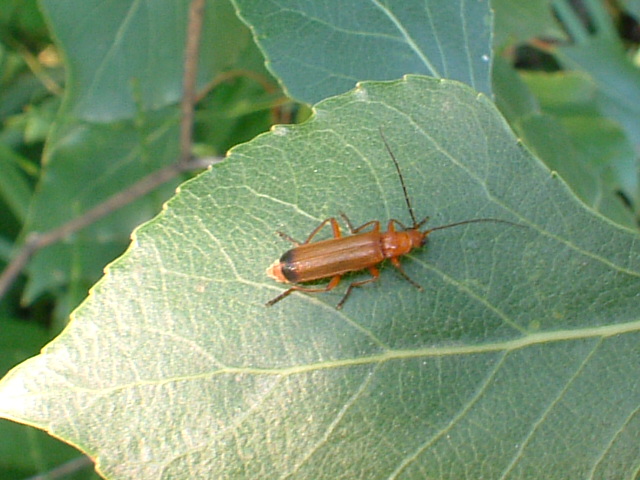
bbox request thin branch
[8,39,64,96]
[0,0,211,302]
[180,0,206,165]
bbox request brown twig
[180,0,206,165]
[0,0,212,302]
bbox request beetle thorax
[381,229,425,259]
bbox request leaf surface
[233,0,493,103]
[2,76,640,479]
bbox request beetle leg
[266,275,342,307]
[276,231,302,245]
[336,266,380,309]
[340,213,380,234]
[389,217,430,231]
[390,257,423,290]
[302,217,342,242]
[275,217,342,246]
[388,218,407,231]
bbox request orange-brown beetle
[266,129,517,309]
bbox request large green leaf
[232,0,493,103]
[41,0,244,122]
[1,76,639,478]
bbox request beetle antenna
[379,127,419,227]
[427,218,523,233]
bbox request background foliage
[0,0,638,478]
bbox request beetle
[266,128,518,309]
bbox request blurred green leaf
[195,76,276,153]
[21,96,59,143]
[517,113,635,227]
[0,316,96,479]
[493,61,636,226]
[622,0,640,20]
[0,0,48,45]
[493,0,565,47]
[233,0,494,103]
[0,44,59,120]
[40,0,248,122]
[556,37,640,148]
[493,57,540,123]
[1,76,639,479]
[0,142,32,222]
[0,237,13,262]
[523,71,639,212]
[549,1,640,212]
